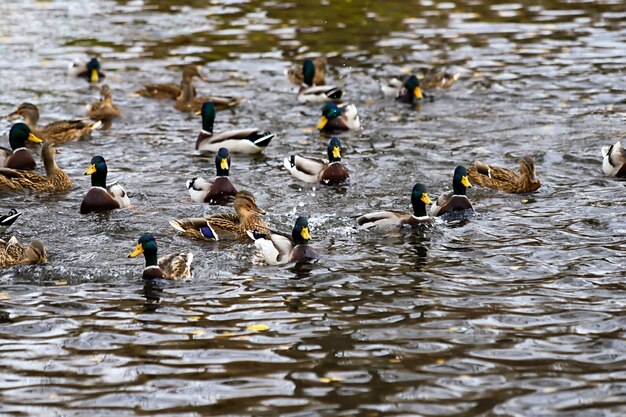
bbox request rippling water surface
[1,0,625,415]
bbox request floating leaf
[436,358,446,364]
[190,330,205,336]
[55,280,68,286]
[0,292,10,300]
[247,324,270,332]
[302,127,314,134]
[448,326,459,331]
[320,376,343,383]
[188,315,202,321]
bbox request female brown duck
[0,142,71,191]
[467,156,541,193]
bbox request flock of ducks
[0,56,624,279]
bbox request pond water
[0,0,625,415]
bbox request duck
[173,79,244,113]
[0,236,47,269]
[395,75,425,104]
[135,64,205,100]
[468,156,541,193]
[429,166,474,217]
[287,57,327,86]
[187,147,237,205]
[0,123,44,171]
[128,233,193,280]
[80,155,130,214]
[195,101,274,154]
[382,67,460,97]
[357,183,434,231]
[248,216,319,265]
[87,84,123,123]
[296,59,343,103]
[0,142,71,191]
[169,190,268,241]
[283,137,349,185]
[0,209,22,229]
[68,57,105,83]
[317,103,361,132]
[601,141,626,178]
[6,103,101,144]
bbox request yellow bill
[414,87,423,99]
[317,116,328,130]
[421,193,432,205]
[28,133,43,143]
[84,164,97,175]
[90,69,99,83]
[461,175,472,188]
[220,158,229,170]
[128,243,144,258]
[332,146,341,159]
[195,110,202,116]
[301,226,311,240]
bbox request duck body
[174,80,243,113]
[468,156,541,193]
[170,190,268,241]
[80,156,130,214]
[296,59,342,103]
[195,102,273,154]
[248,216,318,265]
[187,147,237,205]
[317,103,360,132]
[69,58,105,83]
[129,233,192,280]
[7,103,101,144]
[135,64,204,100]
[287,57,327,86]
[0,236,47,269]
[0,142,71,191]
[602,141,626,178]
[357,183,434,231]
[429,166,474,217]
[0,123,43,171]
[284,137,349,185]
[87,85,122,122]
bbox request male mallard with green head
[297,59,343,104]
[317,103,360,132]
[80,155,130,214]
[128,233,193,280]
[429,166,474,217]
[0,123,43,171]
[283,137,349,185]
[248,216,319,265]
[0,142,71,191]
[187,147,238,205]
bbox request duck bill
[461,175,472,188]
[421,193,432,205]
[90,69,99,83]
[128,244,144,258]
[317,116,328,130]
[220,158,229,170]
[84,164,97,175]
[414,87,423,99]
[301,227,311,240]
[28,133,43,143]
[332,146,341,159]
[250,203,266,215]
[4,110,19,119]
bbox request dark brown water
[1,0,626,415]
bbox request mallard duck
[169,190,268,241]
[317,103,360,132]
[296,59,343,103]
[357,183,434,231]
[283,137,349,185]
[601,141,626,178]
[0,209,22,229]
[287,57,327,86]
[0,236,47,269]
[68,57,105,83]
[248,216,319,265]
[173,79,244,113]
[128,233,193,280]
[6,103,101,144]
[395,75,425,104]
[0,123,43,171]
[468,156,541,193]
[195,101,274,154]
[382,67,460,97]
[135,64,205,100]
[87,85,122,123]
[187,147,237,205]
[0,142,71,191]
[429,166,474,217]
[80,155,130,214]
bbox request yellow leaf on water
[436,358,446,364]
[55,281,68,286]
[0,292,10,300]
[320,376,343,383]
[190,330,205,336]
[302,127,314,134]
[389,358,401,363]
[247,324,270,332]
[188,316,202,321]
[448,326,459,331]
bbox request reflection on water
[1,0,626,415]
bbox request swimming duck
[601,141,626,178]
[0,123,43,171]
[357,183,434,231]
[128,233,193,280]
[429,166,474,217]
[0,142,71,191]
[396,75,425,104]
[169,190,268,241]
[382,67,460,97]
[173,79,244,113]
[317,103,361,132]
[80,155,130,214]
[195,101,274,154]
[0,236,47,269]
[248,216,319,265]
[69,57,105,83]
[187,147,237,205]
[297,59,343,103]
[468,156,541,193]
[283,137,349,185]
[135,64,205,100]
[87,85,123,123]
[0,209,22,229]
[6,103,101,144]
[287,57,327,86]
